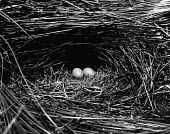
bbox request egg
[72,68,83,79]
[83,67,95,77]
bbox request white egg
[83,67,95,77]
[72,68,83,79]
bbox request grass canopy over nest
[1,0,170,134]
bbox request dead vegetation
[1,0,170,133]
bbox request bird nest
[1,0,170,133]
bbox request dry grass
[1,0,170,133]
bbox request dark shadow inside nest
[11,26,123,80]
[60,43,112,71]
[24,42,117,81]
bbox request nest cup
[1,22,155,86]
[26,25,131,81]
[2,24,127,82]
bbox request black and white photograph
[1,0,170,133]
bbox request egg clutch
[72,67,95,79]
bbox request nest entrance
[61,43,110,71]
[10,25,123,79]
